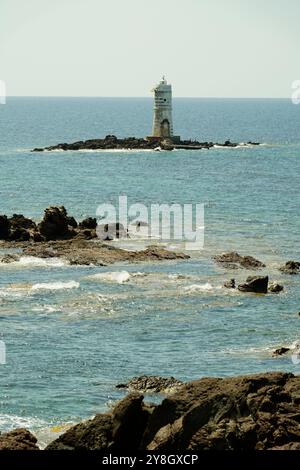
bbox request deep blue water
[0,98,299,445]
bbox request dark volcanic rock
[112,393,152,449]
[213,252,265,269]
[32,136,261,152]
[116,376,184,393]
[223,279,236,289]
[46,372,300,451]
[238,276,269,294]
[39,206,74,240]
[0,428,39,450]
[268,282,284,293]
[273,347,290,356]
[0,215,10,240]
[79,217,97,230]
[46,414,113,450]
[279,261,300,275]
[9,227,31,241]
[9,214,36,230]
[142,372,299,451]
[66,216,78,228]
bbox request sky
[0,0,299,97]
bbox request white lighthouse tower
[148,77,180,143]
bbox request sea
[0,97,299,447]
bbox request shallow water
[0,97,299,443]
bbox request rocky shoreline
[0,372,299,451]
[32,135,261,152]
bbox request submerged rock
[46,372,300,451]
[0,253,20,264]
[279,261,300,275]
[273,347,290,356]
[0,428,39,451]
[22,239,189,266]
[268,282,284,293]
[238,275,269,294]
[116,376,184,393]
[223,279,236,289]
[213,252,265,269]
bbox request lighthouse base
[145,135,181,144]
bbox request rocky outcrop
[79,217,97,230]
[279,261,300,275]
[116,376,184,394]
[20,239,189,266]
[224,277,283,294]
[45,372,300,451]
[213,252,265,269]
[46,393,153,450]
[0,428,39,450]
[32,135,261,152]
[273,347,290,356]
[46,414,113,450]
[39,206,74,240]
[238,276,269,294]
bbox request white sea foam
[86,271,131,283]
[183,282,215,293]
[0,414,48,433]
[18,256,67,267]
[0,256,67,268]
[86,270,148,284]
[31,280,80,291]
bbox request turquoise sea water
[0,98,299,444]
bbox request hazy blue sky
[1,0,299,97]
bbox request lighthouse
[148,77,180,143]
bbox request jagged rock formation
[44,372,300,451]
[213,252,265,269]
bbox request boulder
[79,217,97,230]
[273,347,290,356]
[39,206,74,240]
[268,282,284,293]
[279,261,300,275]
[213,252,265,269]
[116,376,184,394]
[0,428,39,450]
[223,279,236,289]
[0,215,10,240]
[238,276,268,294]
